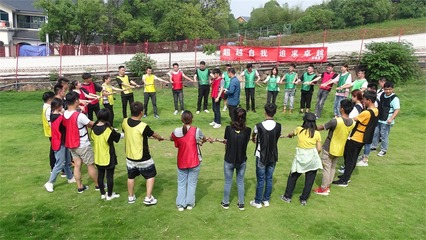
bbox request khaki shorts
[69,145,94,165]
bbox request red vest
[172,127,200,169]
[81,82,99,105]
[51,115,63,151]
[211,77,222,98]
[320,72,335,91]
[63,111,81,148]
[171,71,183,90]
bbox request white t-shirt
[64,110,91,148]
[172,126,204,160]
[43,103,51,126]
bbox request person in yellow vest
[91,108,122,201]
[122,101,165,205]
[313,99,355,196]
[100,75,123,127]
[42,91,56,172]
[142,66,168,119]
[116,66,141,118]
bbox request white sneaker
[106,192,120,201]
[67,177,76,183]
[101,194,106,200]
[44,182,54,192]
[173,110,178,115]
[180,111,184,115]
[262,201,270,207]
[250,200,262,209]
[177,206,184,211]
[204,109,209,113]
[338,169,345,174]
[209,121,216,126]
[196,111,200,114]
[222,106,227,111]
[356,161,369,167]
[186,204,195,210]
[128,195,136,204]
[143,195,158,205]
[213,124,221,129]
[377,150,386,157]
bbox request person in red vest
[81,73,103,121]
[168,63,194,115]
[311,63,339,119]
[210,68,225,129]
[171,110,207,211]
[62,91,99,193]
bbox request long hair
[69,80,79,91]
[181,110,193,136]
[300,113,317,138]
[231,108,246,131]
[50,98,63,113]
[94,108,112,129]
[271,67,278,77]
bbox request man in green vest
[337,69,368,97]
[194,61,211,114]
[240,63,260,112]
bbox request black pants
[144,92,158,115]
[98,167,115,196]
[49,137,55,170]
[121,94,134,118]
[212,97,222,124]
[300,90,313,109]
[197,85,210,111]
[103,104,114,126]
[341,140,364,182]
[267,91,278,104]
[283,170,317,201]
[172,89,184,111]
[87,103,100,121]
[228,105,238,122]
[245,88,255,111]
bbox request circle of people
[41,61,400,210]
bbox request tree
[199,0,232,36]
[340,0,392,26]
[393,0,426,19]
[293,6,334,32]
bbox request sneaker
[209,121,216,126]
[370,147,377,151]
[95,184,106,191]
[280,195,291,203]
[204,109,209,113]
[332,179,348,187]
[61,172,66,178]
[196,111,200,114]
[338,169,345,174]
[173,110,178,115]
[128,195,136,204]
[237,203,245,210]
[143,195,157,205]
[186,204,195,210]
[177,205,185,212]
[180,111,184,115]
[213,124,221,129]
[106,192,120,201]
[377,150,386,157]
[252,109,256,113]
[154,115,160,119]
[101,194,106,200]
[357,160,369,167]
[67,177,76,184]
[300,199,307,206]
[313,187,330,196]
[143,114,147,118]
[44,182,54,192]
[113,128,119,131]
[222,106,227,111]
[337,175,351,183]
[262,201,270,207]
[221,201,229,209]
[77,185,89,193]
[250,200,262,209]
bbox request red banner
[220,46,327,62]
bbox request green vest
[351,79,367,92]
[244,69,256,88]
[91,127,112,166]
[336,73,350,93]
[267,76,279,91]
[223,72,231,88]
[197,69,210,85]
[285,72,297,89]
[301,72,316,91]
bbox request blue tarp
[19,45,48,56]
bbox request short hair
[82,73,92,80]
[212,68,221,75]
[264,103,277,117]
[102,75,110,82]
[307,64,315,69]
[65,91,80,105]
[200,61,206,65]
[367,83,377,91]
[227,68,236,75]
[246,63,253,69]
[378,77,387,82]
[225,64,231,67]
[289,63,296,68]
[57,77,69,85]
[351,89,363,102]
[383,81,394,88]
[327,63,334,67]
[363,90,377,103]
[340,99,354,115]
[130,101,144,117]
[53,84,64,95]
[146,66,152,70]
[172,63,179,67]
[118,65,125,70]
[42,91,55,102]
[51,97,63,111]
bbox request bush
[125,53,157,77]
[361,41,420,84]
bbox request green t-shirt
[284,72,297,89]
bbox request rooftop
[0,0,43,13]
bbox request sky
[230,0,325,17]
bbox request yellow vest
[42,105,51,137]
[144,74,156,93]
[100,83,115,105]
[122,118,147,160]
[91,127,112,166]
[117,75,133,94]
[329,117,355,156]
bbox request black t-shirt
[92,124,121,168]
[224,126,251,164]
[127,118,154,161]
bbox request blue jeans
[255,157,276,204]
[363,143,372,157]
[223,161,246,204]
[333,95,346,116]
[372,122,392,152]
[283,89,296,109]
[212,97,222,124]
[176,164,200,207]
[48,145,73,183]
[315,89,330,118]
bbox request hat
[303,112,316,122]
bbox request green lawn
[0,83,425,239]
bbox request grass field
[0,82,425,239]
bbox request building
[236,16,250,24]
[0,0,45,57]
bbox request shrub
[361,41,420,84]
[125,53,157,77]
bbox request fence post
[398,27,404,43]
[106,42,109,73]
[145,40,148,55]
[323,29,327,47]
[59,42,63,76]
[15,44,19,89]
[358,29,366,63]
[194,38,198,68]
